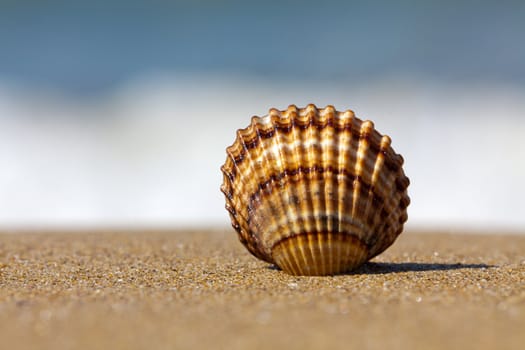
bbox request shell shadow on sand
[266,262,494,275]
[351,262,494,275]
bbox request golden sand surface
[0,230,524,350]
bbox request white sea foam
[0,74,524,231]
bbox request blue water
[1,0,524,95]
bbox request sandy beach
[0,230,523,349]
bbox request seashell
[220,104,410,276]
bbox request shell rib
[221,104,410,275]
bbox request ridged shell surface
[221,104,410,276]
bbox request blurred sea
[0,1,524,231]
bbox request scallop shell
[220,104,410,276]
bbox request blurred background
[0,0,524,232]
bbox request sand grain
[0,230,524,349]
